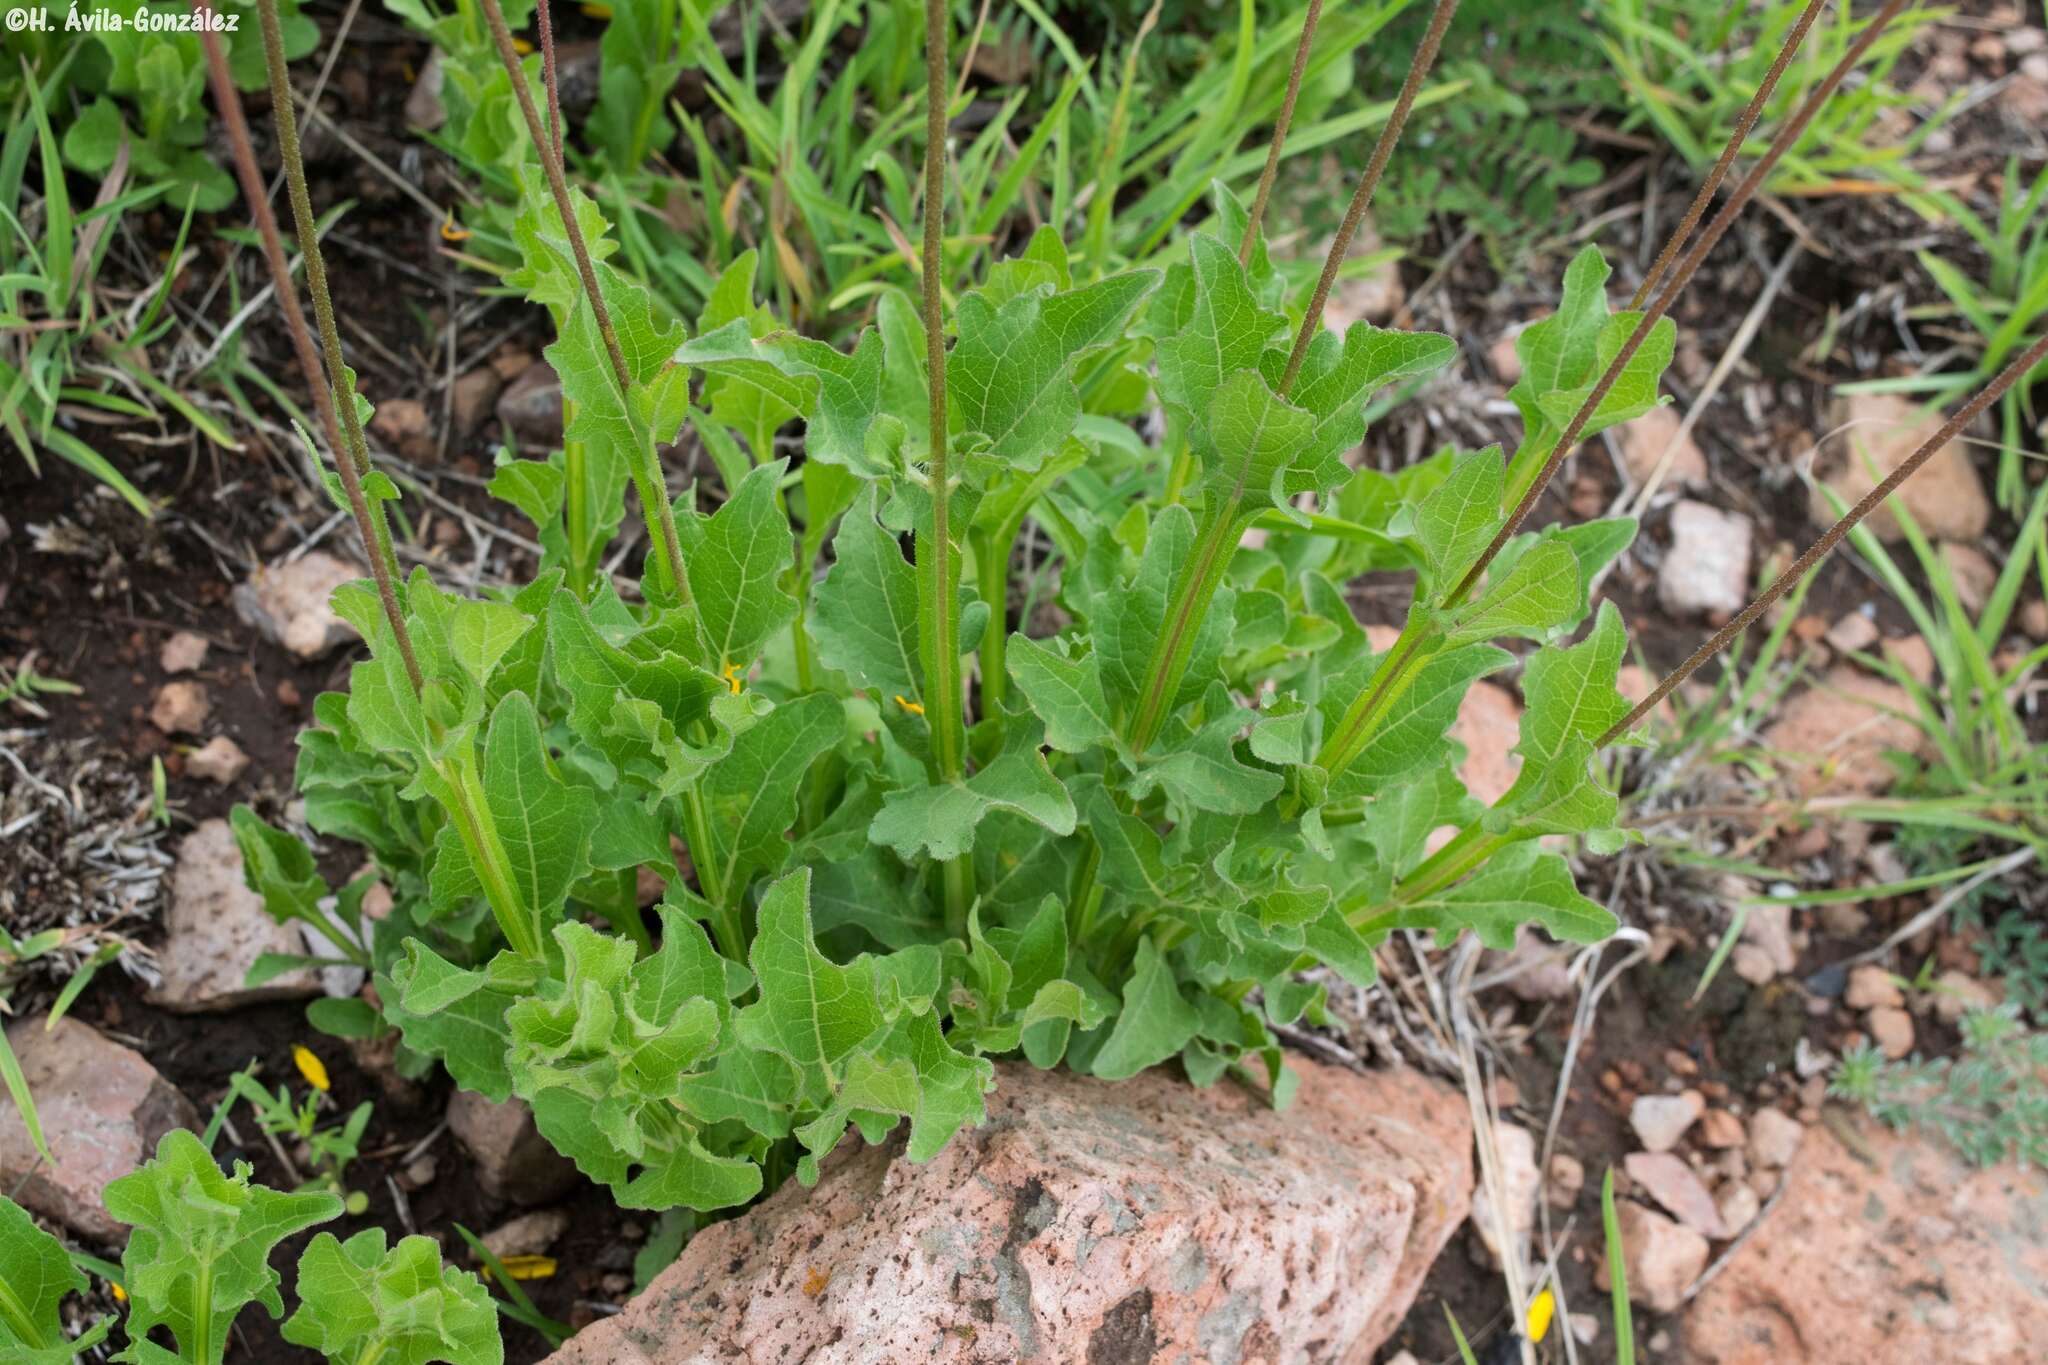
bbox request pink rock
[1825,611,1879,654]
[447,1090,578,1207]
[1762,666,1926,796]
[158,630,210,674]
[184,735,250,786]
[1939,542,1996,613]
[1620,404,1707,489]
[1597,1201,1708,1314]
[1867,1005,1914,1059]
[450,367,504,438]
[1471,1122,1539,1268]
[148,819,320,1012]
[540,1059,1471,1365]
[496,360,565,447]
[1623,1151,1726,1239]
[1811,393,1990,543]
[1630,1091,1703,1153]
[233,552,364,661]
[1685,1113,2048,1363]
[149,680,211,735]
[1745,1108,1804,1170]
[0,1017,197,1242]
[1657,500,1752,619]
[1845,963,1903,1011]
[1739,902,1798,977]
[1453,681,1522,807]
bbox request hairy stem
[1630,0,1828,308]
[1447,0,1907,610]
[475,0,690,605]
[1605,331,2048,744]
[536,0,562,164]
[1238,0,1325,264]
[1278,0,1460,396]
[215,0,421,692]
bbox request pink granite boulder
[543,1057,1471,1364]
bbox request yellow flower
[723,662,744,694]
[894,694,925,715]
[488,1255,557,1281]
[110,1282,127,1302]
[292,1044,331,1094]
[1526,1287,1556,1344]
[439,211,471,243]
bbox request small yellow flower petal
[489,1255,557,1281]
[439,211,471,243]
[894,694,925,716]
[1526,1287,1556,1344]
[292,1044,331,1094]
[723,662,744,695]
[110,1282,127,1302]
[511,36,534,55]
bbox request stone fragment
[1939,542,1997,613]
[1762,666,1926,795]
[184,735,249,786]
[149,681,211,735]
[539,1059,1472,1365]
[1697,1109,1744,1150]
[1881,634,1936,687]
[1740,903,1798,977]
[1825,611,1878,654]
[1684,1113,2048,1363]
[1867,1005,1914,1059]
[1745,1108,1804,1170]
[480,1208,570,1261]
[1623,1151,1726,1239]
[1495,930,1575,1002]
[148,819,320,1012]
[1845,963,1903,1011]
[1932,969,1999,1023]
[1658,500,1752,618]
[1547,1152,1585,1209]
[447,1090,579,1206]
[1470,1122,1539,1269]
[1596,1202,1708,1313]
[450,367,503,438]
[1630,1092,1704,1153]
[405,49,445,129]
[233,552,363,660]
[1811,393,1990,542]
[1715,1180,1762,1236]
[2020,599,2048,641]
[496,360,564,447]
[368,397,433,460]
[158,630,210,674]
[1489,330,1524,384]
[1730,944,1777,986]
[0,1017,198,1242]
[1620,404,1707,488]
